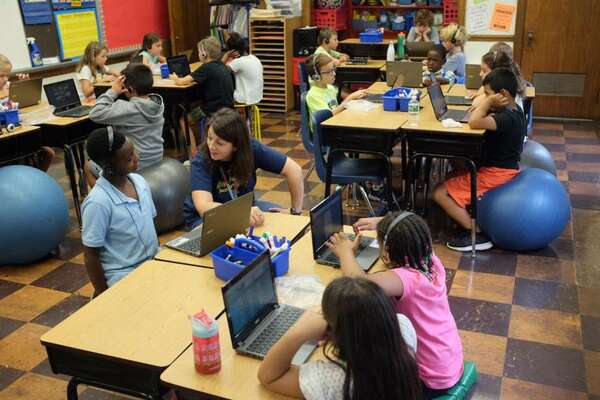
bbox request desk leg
[466,159,478,259]
[64,144,82,227]
[74,142,88,199]
[67,376,162,400]
[67,377,80,400]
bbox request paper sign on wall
[54,9,100,60]
[490,3,515,32]
[468,0,488,33]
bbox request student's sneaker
[447,231,493,252]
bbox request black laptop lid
[44,79,81,110]
[309,190,343,259]
[167,55,191,77]
[427,83,448,120]
[222,251,277,347]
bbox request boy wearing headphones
[86,63,165,187]
[314,28,349,65]
[82,127,159,295]
[439,23,466,78]
[305,53,366,117]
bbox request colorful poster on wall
[468,0,489,33]
[490,3,516,32]
[54,8,100,60]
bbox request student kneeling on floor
[432,68,526,252]
[183,108,304,229]
[82,127,159,296]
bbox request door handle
[527,31,534,48]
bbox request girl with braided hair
[327,212,463,400]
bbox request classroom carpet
[0,114,599,400]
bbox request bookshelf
[347,1,443,39]
[250,17,302,113]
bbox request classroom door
[167,0,210,58]
[519,0,600,118]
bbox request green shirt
[306,84,338,118]
[314,46,341,59]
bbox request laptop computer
[167,54,191,77]
[428,83,471,123]
[465,64,482,90]
[445,88,473,106]
[222,251,317,363]
[43,79,92,118]
[386,61,423,88]
[9,78,42,108]
[165,192,253,257]
[406,41,435,59]
[310,190,379,271]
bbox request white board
[465,0,518,36]
[464,41,513,64]
[0,1,31,70]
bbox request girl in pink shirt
[327,211,464,399]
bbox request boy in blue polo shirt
[81,127,159,295]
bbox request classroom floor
[0,113,599,400]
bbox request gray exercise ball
[139,158,190,234]
[519,139,557,176]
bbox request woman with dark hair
[183,108,304,228]
[81,127,159,295]
[329,212,464,399]
[258,277,421,400]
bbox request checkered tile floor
[0,113,599,400]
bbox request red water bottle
[191,310,221,374]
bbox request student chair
[434,361,478,400]
[235,103,262,141]
[298,61,309,94]
[299,91,315,181]
[312,109,393,216]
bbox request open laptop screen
[44,79,80,109]
[310,190,343,257]
[223,252,277,345]
[427,83,448,120]
[167,55,191,77]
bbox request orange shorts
[445,167,519,208]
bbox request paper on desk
[19,105,55,125]
[344,100,378,112]
[441,118,462,128]
[276,275,325,309]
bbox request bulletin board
[465,0,518,36]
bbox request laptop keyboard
[55,105,91,117]
[322,235,372,264]
[174,238,202,255]
[246,306,304,356]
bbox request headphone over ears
[310,54,321,81]
[450,27,459,44]
[198,44,207,60]
[383,211,415,250]
[103,126,115,176]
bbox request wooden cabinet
[250,17,302,113]
[168,0,210,57]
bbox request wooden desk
[41,260,225,400]
[339,39,390,59]
[21,102,99,225]
[322,104,407,132]
[0,124,42,165]
[339,59,386,69]
[336,59,386,87]
[340,38,390,45]
[161,227,384,400]
[155,213,311,268]
[446,83,536,99]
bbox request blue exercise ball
[0,165,69,264]
[478,168,570,251]
[520,139,557,176]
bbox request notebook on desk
[43,79,92,118]
[386,61,423,88]
[9,78,42,108]
[310,190,379,271]
[167,54,191,77]
[165,192,252,257]
[222,251,317,363]
[428,83,471,123]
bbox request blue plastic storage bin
[0,110,20,126]
[360,29,384,43]
[397,0,413,4]
[211,242,291,281]
[382,87,421,112]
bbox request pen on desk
[446,82,455,93]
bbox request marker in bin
[225,228,289,259]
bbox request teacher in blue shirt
[82,127,159,295]
[183,108,304,229]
